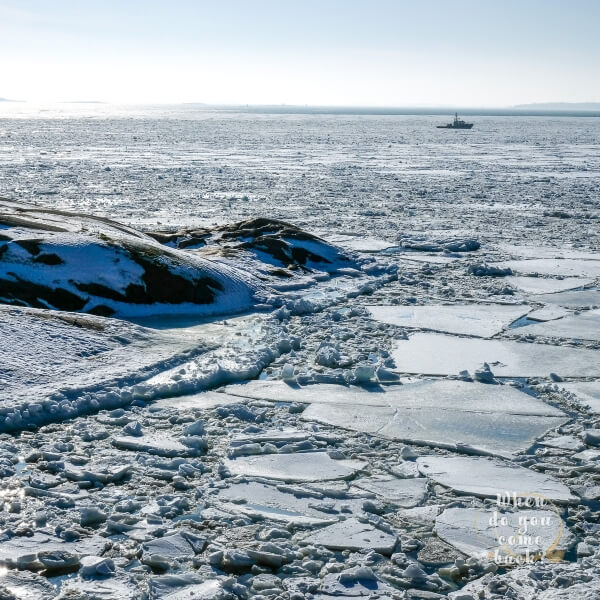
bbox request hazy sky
[1,0,599,106]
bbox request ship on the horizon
[437,113,473,129]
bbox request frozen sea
[0,104,600,599]
[1,104,599,246]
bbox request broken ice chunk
[223,451,366,482]
[435,506,573,560]
[368,304,530,338]
[416,456,577,503]
[112,434,196,457]
[351,476,428,508]
[391,333,600,377]
[300,517,397,554]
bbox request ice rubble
[223,379,567,457]
[391,332,600,377]
[457,563,600,599]
[560,381,600,414]
[367,303,530,338]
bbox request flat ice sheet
[506,276,594,295]
[416,456,577,503]
[435,507,572,558]
[224,380,566,457]
[367,304,530,338]
[300,518,397,554]
[152,391,243,411]
[499,244,600,261]
[303,401,564,458]
[391,332,600,378]
[223,379,564,415]
[498,259,600,278]
[112,434,194,457]
[399,254,461,265]
[325,233,397,253]
[217,480,364,525]
[530,289,600,308]
[518,309,600,341]
[223,451,366,482]
[560,381,600,414]
[352,477,428,508]
[223,380,403,406]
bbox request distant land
[1,99,599,117]
[514,102,600,111]
[228,104,600,117]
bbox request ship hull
[436,124,473,129]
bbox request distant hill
[514,102,600,111]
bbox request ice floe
[505,275,594,295]
[352,476,428,508]
[216,480,363,525]
[112,433,201,457]
[224,379,566,457]
[498,244,600,262]
[223,451,366,482]
[530,288,600,308]
[300,517,398,554]
[517,309,600,341]
[325,233,398,253]
[0,533,107,570]
[0,571,57,599]
[527,305,571,321]
[367,303,530,338]
[392,332,600,377]
[435,506,573,560]
[498,258,600,278]
[416,455,577,503]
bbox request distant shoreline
[2,102,599,118]
[230,105,600,118]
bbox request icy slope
[0,199,258,318]
[0,304,216,430]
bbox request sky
[1,0,599,106]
